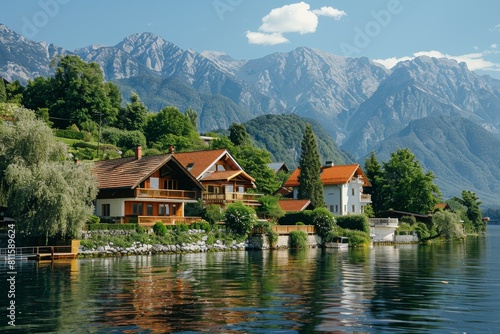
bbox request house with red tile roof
[277,199,314,212]
[175,149,261,207]
[284,161,371,215]
[93,146,205,226]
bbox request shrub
[289,230,308,249]
[191,220,211,232]
[400,215,417,225]
[87,215,100,225]
[153,222,167,236]
[257,195,285,221]
[87,223,137,231]
[415,222,430,240]
[296,222,305,225]
[253,220,278,246]
[224,201,257,236]
[278,210,315,225]
[175,223,189,232]
[312,208,336,239]
[335,215,369,233]
[204,204,225,225]
[54,128,84,140]
[327,227,371,247]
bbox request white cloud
[374,49,500,72]
[492,44,498,49]
[490,24,500,32]
[312,6,346,20]
[246,2,346,45]
[245,31,290,45]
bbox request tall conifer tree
[298,124,325,207]
[0,78,6,103]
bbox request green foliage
[400,215,417,225]
[364,151,384,214]
[415,222,431,240]
[312,208,336,239]
[153,222,167,236]
[119,92,148,131]
[296,222,305,225]
[0,107,98,239]
[298,124,325,207]
[224,201,257,236]
[175,223,189,232]
[0,78,6,103]
[190,220,212,232]
[278,211,315,225]
[253,220,278,246]
[88,223,137,231]
[335,214,370,233]
[454,190,485,233]
[229,123,252,146]
[87,215,100,225]
[289,230,308,249]
[100,126,147,151]
[203,204,225,226]
[5,80,24,104]
[54,128,85,140]
[257,195,285,221]
[185,108,198,130]
[432,210,465,240]
[377,148,441,214]
[328,227,371,247]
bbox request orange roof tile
[284,164,371,187]
[201,170,253,182]
[278,199,313,212]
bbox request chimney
[325,161,334,167]
[168,145,175,154]
[134,145,142,159]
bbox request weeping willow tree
[0,107,97,242]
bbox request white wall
[95,198,127,217]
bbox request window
[208,185,220,193]
[329,205,334,213]
[352,205,355,213]
[344,205,347,213]
[225,185,234,193]
[237,186,245,193]
[147,204,153,216]
[133,203,143,215]
[335,205,338,213]
[102,204,110,216]
[159,204,170,216]
[351,188,355,196]
[164,179,178,190]
[150,177,159,189]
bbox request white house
[284,162,372,215]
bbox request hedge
[278,210,315,225]
[55,129,84,140]
[87,223,137,231]
[335,215,370,233]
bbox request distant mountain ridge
[1,23,500,206]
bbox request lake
[2,225,500,333]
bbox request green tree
[364,151,385,214]
[379,148,441,214]
[5,80,25,104]
[120,92,148,131]
[50,55,119,128]
[145,106,203,151]
[454,190,484,233]
[23,76,53,111]
[0,107,98,241]
[185,108,198,130]
[257,195,285,221]
[203,204,225,226]
[432,210,465,240]
[0,78,6,103]
[229,123,251,146]
[297,124,325,208]
[224,201,257,236]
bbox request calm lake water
[2,226,500,333]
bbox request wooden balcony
[136,216,202,227]
[135,188,197,200]
[203,192,262,206]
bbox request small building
[284,162,371,215]
[267,162,289,174]
[278,199,314,212]
[93,146,205,226]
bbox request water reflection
[2,227,500,333]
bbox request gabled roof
[201,170,253,182]
[175,149,254,182]
[93,154,203,190]
[268,162,289,173]
[278,199,314,212]
[284,164,371,187]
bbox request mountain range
[1,23,499,207]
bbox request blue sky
[2,0,500,77]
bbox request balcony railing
[136,188,197,200]
[361,194,372,202]
[203,192,262,206]
[135,216,202,227]
[369,218,399,227]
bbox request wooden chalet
[175,149,261,206]
[93,146,205,226]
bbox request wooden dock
[0,241,79,261]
